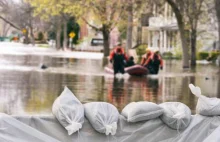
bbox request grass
[37,44,49,48]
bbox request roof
[147,23,178,31]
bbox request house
[142,2,179,53]
[139,1,218,53]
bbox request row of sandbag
[52,84,220,136]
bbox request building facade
[146,2,179,53]
[143,1,219,53]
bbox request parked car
[91,38,103,46]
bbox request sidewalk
[0,42,104,59]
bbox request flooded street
[0,43,219,115]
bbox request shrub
[172,46,182,59]
[197,51,220,61]
[136,44,147,57]
[38,32,44,41]
[207,51,220,61]
[197,52,209,60]
[162,52,173,59]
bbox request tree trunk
[63,20,68,49]
[166,0,190,68]
[102,24,110,57]
[56,23,62,50]
[215,0,220,67]
[0,16,21,30]
[218,23,220,66]
[190,29,197,66]
[137,25,142,45]
[179,24,190,68]
[30,26,35,46]
[24,30,29,44]
[126,1,133,54]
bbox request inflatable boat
[104,65,148,76]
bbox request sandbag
[0,113,61,142]
[84,102,119,135]
[121,101,164,122]
[52,86,84,135]
[189,84,220,116]
[159,102,191,130]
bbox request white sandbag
[52,86,84,135]
[189,84,220,116]
[121,101,164,122]
[0,113,61,142]
[84,102,119,135]
[159,102,191,130]
[203,124,220,142]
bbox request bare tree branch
[0,16,21,30]
[81,17,101,31]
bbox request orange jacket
[141,51,153,66]
[142,52,163,67]
[109,47,128,61]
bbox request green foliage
[48,31,56,40]
[197,52,209,60]
[38,32,44,41]
[118,24,127,40]
[172,46,182,59]
[60,18,80,46]
[197,51,220,61]
[27,0,83,20]
[69,22,80,44]
[162,52,173,59]
[162,51,183,60]
[210,51,220,60]
[37,44,49,48]
[135,44,147,57]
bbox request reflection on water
[0,54,219,115]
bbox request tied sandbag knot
[65,121,82,135]
[105,122,117,135]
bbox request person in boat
[140,48,153,66]
[109,43,128,75]
[141,49,163,74]
[151,50,163,74]
[125,56,135,67]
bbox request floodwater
[0,46,219,115]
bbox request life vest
[113,53,125,66]
[109,47,128,61]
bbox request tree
[215,0,220,66]
[126,0,133,54]
[81,0,126,56]
[0,0,21,30]
[27,0,83,49]
[0,0,41,45]
[165,0,205,68]
[0,21,11,37]
[125,0,143,53]
[18,1,36,45]
[119,0,154,50]
[166,0,207,67]
[185,0,205,66]
[165,0,190,68]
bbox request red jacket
[109,47,128,61]
[141,51,153,66]
[141,52,163,67]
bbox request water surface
[0,53,219,115]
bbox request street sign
[69,32,75,38]
[22,29,27,34]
